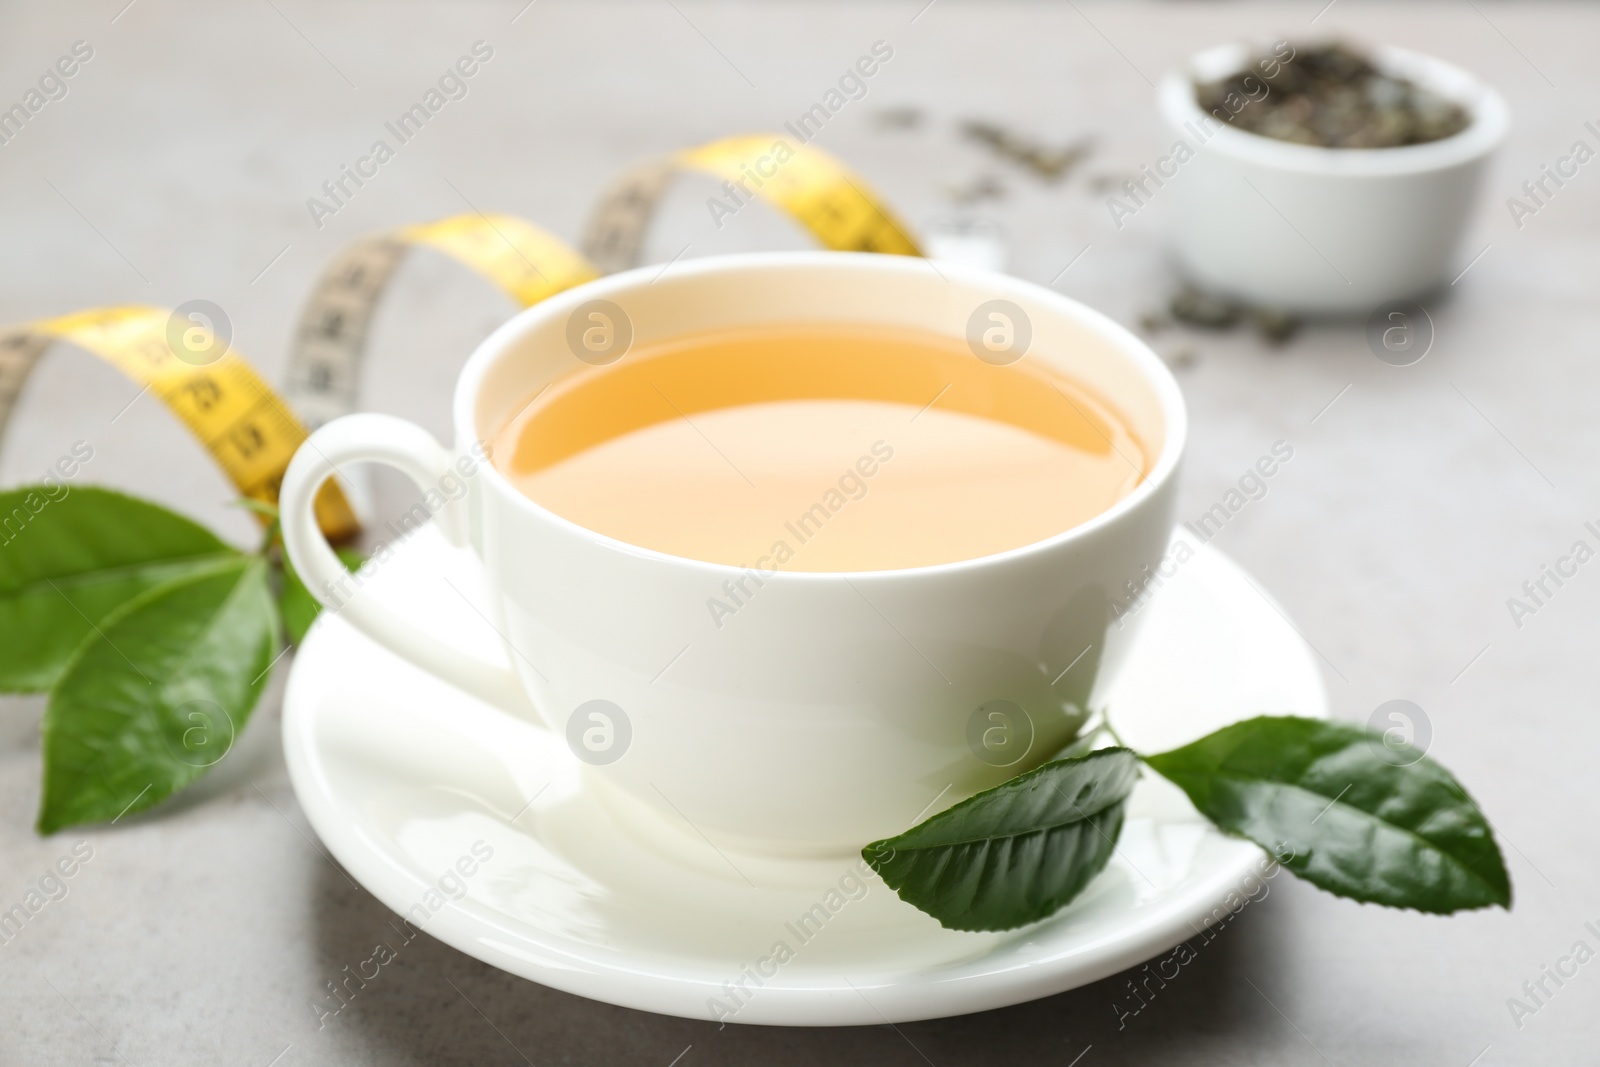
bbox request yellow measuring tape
[283,213,599,431]
[583,133,922,273]
[0,134,920,538]
[0,306,360,540]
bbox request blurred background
[1,2,1597,1064]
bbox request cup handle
[280,413,534,716]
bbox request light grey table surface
[2,1,1597,1063]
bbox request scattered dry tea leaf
[1155,287,1300,347]
[961,120,1094,182]
[943,174,1007,205]
[1162,345,1199,369]
[874,106,923,130]
[1089,172,1137,194]
[1138,311,1172,335]
[1170,286,1241,330]
[1253,307,1300,344]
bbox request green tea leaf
[233,498,280,523]
[1143,716,1510,913]
[0,487,240,691]
[862,748,1139,931]
[38,557,277,834]
[278,548,364,646]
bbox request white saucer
[283,526,1326,1026]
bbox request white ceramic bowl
[1157,43,1509,314]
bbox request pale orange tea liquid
[491,324,1150,572]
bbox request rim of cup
[457,250,1188,581]
[1157,41,1510,177]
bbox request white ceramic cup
[280,251,1186,856]
[1157,43,1509,313]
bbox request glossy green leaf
[862,748,1139,931]
[1143,716,1510,913]
[0,487,239,691]
[278,548,364,645]
[38,558,277,833]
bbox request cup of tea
[280,251,1186,856]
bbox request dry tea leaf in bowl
[1197,42,1471,149]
